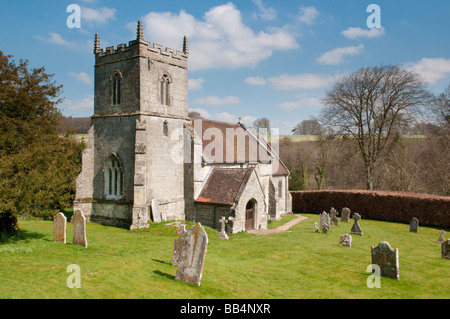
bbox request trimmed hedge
[290,190,450,228]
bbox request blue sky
[1,0,449,134]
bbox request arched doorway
[245,199,256,231]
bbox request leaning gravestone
[172,223,187,266]
[410,217,419,233]
[350,213,363,235]
[320,212,330,230]
[371,241,399,280]
[53,212,67,244]
[341,208,351,222]
[339,234,352,248]
[442,239,450,260]
[330,208,339,226]
[72,210,88,248]
[151,199,162,223]
[313,222,319,233]
[175,223,208,286]
[437,230,445,244]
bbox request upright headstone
[151,199,162,223]
[410,217,419,233]
[72,210,88,248]
[320,211,330,230]
[341,208,351,222]
[437,230,445,244]
[322,223,329,234]
[442,239,450,260]
[53,212,67,244]
[172,223,187,266]
[313,222,319,233]
[217,216,229,240]
[350,213,363,235]
[339,234,352,248]
[371,241,399,280]
[330,207,339,226]
[175,223,208,286]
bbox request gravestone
[72,210,88,248]
[339,234,352,248]
[53,212,67,244]
[371,241,399,280]
[217,216,229,240]
[350,213,363,235]
[442,239,450,260]
[409,217,419,233]
[172,223,187,266]
[320,212,330,230]
[175,223,208,286]
[437,230,445,244]
[151,199,162,223]
[322,223,329,234]
[341,208,351,222]
[330,207,339,226]
[313,222,319,233]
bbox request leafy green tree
[0,51,84,219]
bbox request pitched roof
[191,119,288,175]
[195,168,252,205]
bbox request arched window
[160,74,171,106]
[112,73,121,105]
[104,155,123,198]
[163,120,168,137]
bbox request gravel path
[248,214,308,236]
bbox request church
[73,21,292,234]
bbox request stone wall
[291,190,450,228]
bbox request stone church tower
[73,21,190,229]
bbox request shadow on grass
[153,270,175,280]
[152,259,172,266]
[0,229,46,244]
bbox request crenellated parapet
[94,21,188,65]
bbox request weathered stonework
[341,207,350,222]
[175,223,208,286]
[351,213,363,235]
[442,239,450,259]
[410,217,419,233]
[73,210,88,248]
[371,241,399,280]
[339,234,352,247]
[53,212,67,244]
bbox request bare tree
[253,117,271,133]
[292,120,322,135]
[320,65,431,190]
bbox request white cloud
[317,44,364,65]
[245,76,267,85]
[68,72,93,85]
[188,78,205,91]
[341,27,385,39]
[268,73,335,90]
[81,7,116,25]
[192,96,240,106]
[253,0,277,21]
[277,96,323,110]
[139,3,299,70]
[60,95,94,113]
[298,6,319,25]
[34,33,92,52]
[188,108,256,126]
[407,58,450,84]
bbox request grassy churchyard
[0,213,448,299]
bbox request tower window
[163,120,168,137]
[160,74,171,106]
[105,155,123,198]
[112,73,121,105]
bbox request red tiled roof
[195,168,252,205]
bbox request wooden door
[245,208,254,231]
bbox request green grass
[267,214,298,229]
[0,214,449,299]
